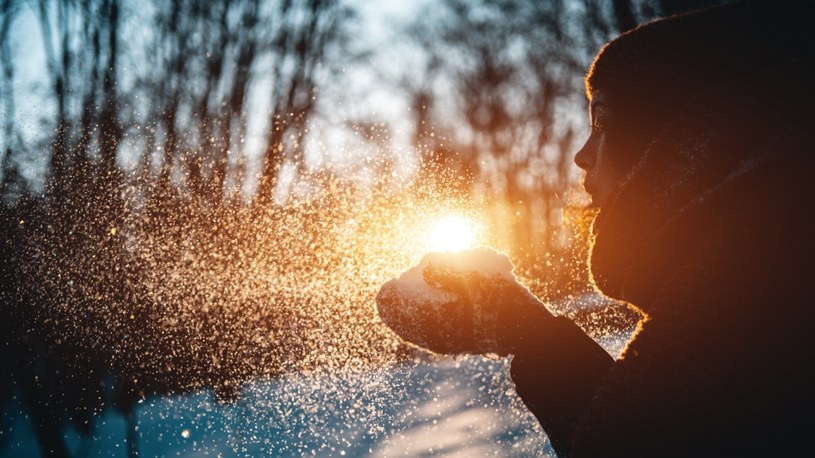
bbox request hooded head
[582,0,810,176]
[579,0,815,303]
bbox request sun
[426,215,478,252]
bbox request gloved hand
[376,249,554,356]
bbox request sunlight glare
[427,215,478,252]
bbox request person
[377,0,815,456]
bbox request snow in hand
[377,248,517,311]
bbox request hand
[376,251,553,356]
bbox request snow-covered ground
[2,356,556,457]
[2,289,634,458]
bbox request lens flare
[426,215,478,252]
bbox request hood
[589,66,813,307]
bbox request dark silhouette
[380,1,815,456]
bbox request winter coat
[509,45,815,457]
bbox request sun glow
[426,215,478,252]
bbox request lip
[581,177,600,207]
[582,175,596,197]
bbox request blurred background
[1,0,726,455]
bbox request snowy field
[2,328,631,458]
[1,290,633,458]
[2,356,555,457]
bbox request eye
[591,109,607,134]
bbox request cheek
[595,135,612,172]
[594,136,622,187]
[603,126,644,173]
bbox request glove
[376,248,553,356]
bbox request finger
[423,264,482,297]
[422,264,458,291]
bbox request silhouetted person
[378,1,815,456]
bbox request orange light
[426,215,478,252]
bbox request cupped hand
[376,250,553,356]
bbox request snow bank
[1,358,553,457]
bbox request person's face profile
[574,91,623,208]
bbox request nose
[574,137,595,171]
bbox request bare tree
[129,0,351,206]
[402,0,588,258]
[0,0,19,171]
[36,0,73,198]
[257,0,351,205]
